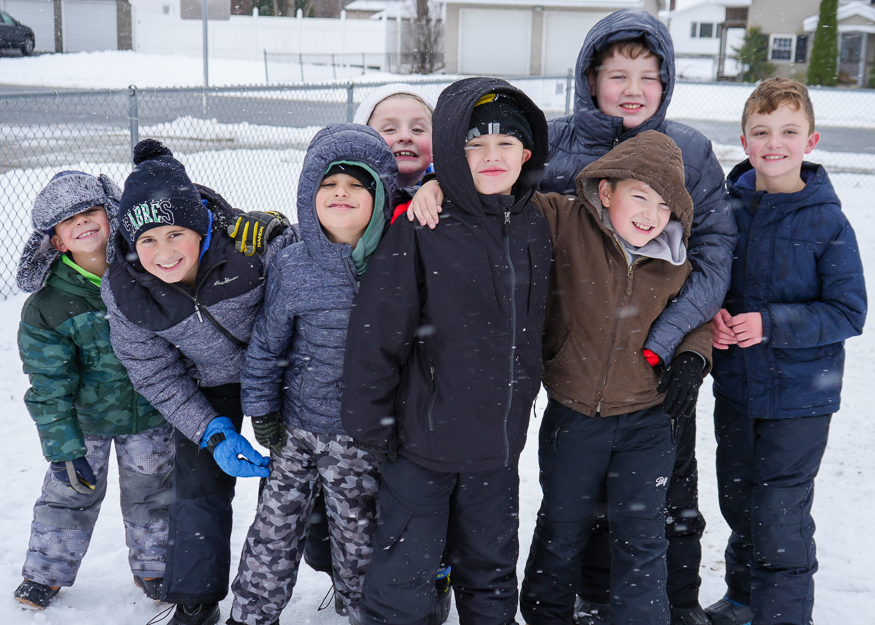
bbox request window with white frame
[770,35,794,61]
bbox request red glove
[643,349,660,367]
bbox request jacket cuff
[760,308,772,345]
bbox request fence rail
[2,77,874,297]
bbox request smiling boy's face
[51,205,110,258]
[316,172,375,246]
[464,134,532,196]
[599,178,671,247]
[135,225,202,287]
[741,102,820,194]
[369,96,433,186]
[590,52,663,129]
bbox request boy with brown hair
[705,77,866,625]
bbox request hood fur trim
[16,173,122,293]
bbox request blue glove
[200,417,271,478]
[51,457,97,494]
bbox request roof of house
[803,0,875,32]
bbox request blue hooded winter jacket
[542,8,738,364]
[241,124,398,435]
[712,160,866,419]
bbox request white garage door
[542,11,610,76]
[459,8,531,76]
[63,0,116,52]
[3,0,54,52]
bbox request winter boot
[429,563,452,625]
[168,603,220,625]
[573,596,611,625]
[671,603,713,625]
[133,575,164,601]
[14,579,60,609]
[705,597,753,625]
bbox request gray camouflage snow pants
[22,423,175,587]
[230,427,379,625]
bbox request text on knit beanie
[118,139,210,246]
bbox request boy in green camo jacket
[13,171,174,610]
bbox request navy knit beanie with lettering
[118,139,210,246]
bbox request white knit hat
[353,83,436,126]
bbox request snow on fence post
[347,83,355,122]
[128,85,139,158]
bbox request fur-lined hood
[17,172,122,293]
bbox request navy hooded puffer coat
[712,160,866,419]
[542,8,738,364]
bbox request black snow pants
[162,383,242,605]
[360,456,520,625]
[577,408,705,608]
[521,398,675,625]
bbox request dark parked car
[0,11,35,56]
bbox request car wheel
[21,36,34,56]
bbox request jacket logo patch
[214,276,239,286]
[655,476,668,488]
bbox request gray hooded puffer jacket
[102,186,299,444]
[542,8,738,364]
[240,124,398,435]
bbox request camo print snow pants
[22,423,175,588]
[230,428,379,625]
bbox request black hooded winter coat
[542,8,738,364]
[340,77,552,473]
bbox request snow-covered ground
[1,51,873,624]
[1,197,873,624]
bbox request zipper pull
[429,366,436,393]
[504,210,511,225]
[194,302,203,322]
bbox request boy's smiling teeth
[395,150,417,157]
[763,155,785,160]
[158,259,182,269]
[621,104,643,110]
[633,222,653,231]
[76,229,98,239]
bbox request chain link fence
[2,77,874,297]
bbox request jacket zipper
[427,366,437,431]
[501,207,516,466]
[595,243,640,413]
[169,261,226,322]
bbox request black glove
[251,412,288,455]
[657,352,705,420]
[353,439,398,463]
[51,457,97,494]
[227,211,291,256]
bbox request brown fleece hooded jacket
[535,130,712,417]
